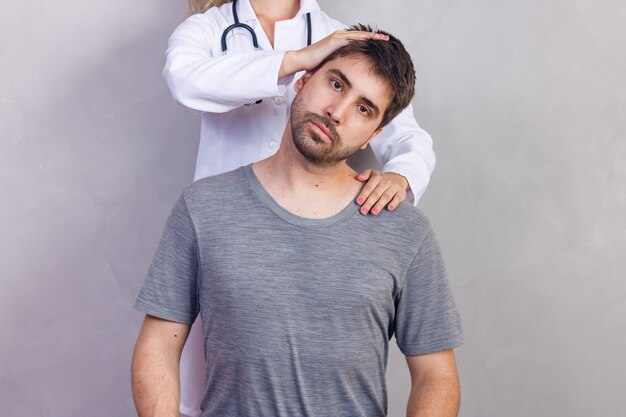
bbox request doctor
[164,1,437,416]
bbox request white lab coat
[162,0,436,415]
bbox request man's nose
[325,99,350,126]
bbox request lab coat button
[273,96,284,104]
[269,141,279,150]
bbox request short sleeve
[394,224,463,355]
[134,195,200,324]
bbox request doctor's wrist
[279,51,302,79]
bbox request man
[132,25,463,417]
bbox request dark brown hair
[313,24,416,128]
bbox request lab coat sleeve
[163,15,290,113]
[369,103,436,206]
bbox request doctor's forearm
[370,104,435,206]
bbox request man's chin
[295,144,333,165]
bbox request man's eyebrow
[327,68,382,117]
[328,68,352,88]
[361,97,381,117]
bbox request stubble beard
[290,95,362,166]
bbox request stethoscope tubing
[220,0,312,53]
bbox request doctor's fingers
[365,184,406,216]
[323,30,389,49]
[357,171,408,215]
[356,170,384,215]
[330,30,389,42]
[295,31,389,71]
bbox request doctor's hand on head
[279,30,389,78]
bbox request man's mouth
[309,119,333,143]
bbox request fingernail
[388,205,395,210]
[372,208,379,214]
[357,198,363,204]
[361,208,368,215]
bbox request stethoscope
[220,0,312,53]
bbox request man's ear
[294,72,314,93]
[360,128,383,150]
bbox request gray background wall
[1,0,625,416]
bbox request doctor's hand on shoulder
[355,170,409,216]
[279,30,389,78]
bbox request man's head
[290,24,416,166]
[313,24,417,129]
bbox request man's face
[290,55,393,166]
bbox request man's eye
[358,105,370,115]
[331,80,342,90]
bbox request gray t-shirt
[135,165,463,417]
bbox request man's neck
[252,130,362,219]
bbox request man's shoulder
[181,167,249,208]
[356,201,433,247]
[379,201,430,230]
